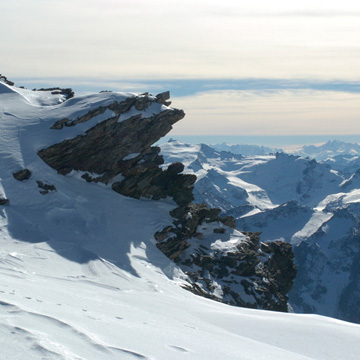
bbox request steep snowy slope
[1,82,360,359]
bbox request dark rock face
[13,169,32,181]
[0,74,14,86]
[38,92,195,205]
[338,248,360,323]
[155,203,297,311]
[112,160,196,206]
[0,197,9,205]
[38,93,185,184]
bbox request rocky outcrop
[33,87,74,100]
[112,160,196,206]
[37,180,56,195]
[13,168,32,181]
[0,74,14,86]
[0,197,9,205]
[38,92,196,205]
[38,93,184,184]
[155,204,296,311]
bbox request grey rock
[13,169,32,181]
[39,94,185,184]
[0,197,9,205]
[155,204,297,312]
[37,181,56,195]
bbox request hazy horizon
[158,134,360,148]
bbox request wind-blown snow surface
[1,83,360,359]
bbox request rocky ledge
[155,203,296,311]
[38,91,195,205]
[38,89,296,311]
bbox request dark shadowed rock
[37,181,56,195]
[155,204,297,312]
[0,197,9,205]
[13,169,32,181]
[38,93,185,184]
[0,74,14,86]
[156,91,171,106]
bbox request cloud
[1,1,360,81]
[171,90,360,136]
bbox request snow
[291,211,333,245]
[159,140,201,168]
[1,83,360,359]
[118,101,167,122]
[343,189,360,204]
[122,152,141,161]
[293,140,360,161]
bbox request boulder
[13,168,32,181]
[0,197,9,205]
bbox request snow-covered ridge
[209,139,360,164]
[1,82,360,359]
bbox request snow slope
[1,82,360,359]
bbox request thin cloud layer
[171,90,360,135]
[2,1,360,138]
[1,1,359,80]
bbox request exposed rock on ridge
[38,92,193,204]
[155,203,296,311]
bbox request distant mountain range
[209,139,360,162]
[160,139,360,323]
[294,139,360,161]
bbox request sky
[1,0,360,144]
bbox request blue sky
[2,0,360,143]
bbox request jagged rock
[0,74,14,86]
[155,203,229,262]
[155,203,297,312]
[156,91,171,106]
[157,237,191,260]
[0,197,9,205]
[220,215,236,228]
[37,181,56,194]
[13,168,32,181]
[213,228,226,234]
[261,241,297,295]
[33,87,74,100]
[38,93,185,185]
[111,149,196,206]
[38,91,196,205]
